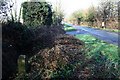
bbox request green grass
[93,27,120,33]
[64,27,76,31]
[63,24,76,31]
[75,34,119,63]
[63,24,72,27]
[104,29,120,33]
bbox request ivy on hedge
[22,2,53,27]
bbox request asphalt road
[65,24,119,46]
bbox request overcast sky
[14,0,99,19]
[46,0,99,18]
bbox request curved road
[65,24,119,46]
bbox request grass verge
[75,34,119,63]
[93,27,120,33]
[64,27,76,31]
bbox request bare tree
[53,0,64,25]
[96,0,119,28]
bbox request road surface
[65,24,119,46]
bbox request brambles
[15,35,85,79]
[15,34,120,79]
[2,21,65,80]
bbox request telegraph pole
[118,0,120,75]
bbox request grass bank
[75,34,119,63]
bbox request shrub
[2,21,34,80]
[13,33,119,79]
[15,35,85,79]
[22,2,53,27]
[2,21,34,55]
[2,21,65,79]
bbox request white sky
[46,0,99,18]
[14,0,99,19]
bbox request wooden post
[18,55,26,73]
[102,22,105,28]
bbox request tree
[69,10,84,25]
[96,0,119,28]
[52,0,64,25]
[0,0,13,22]
[86,6,96,26]
[22,1,53,27]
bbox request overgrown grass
[75,34,119,63]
